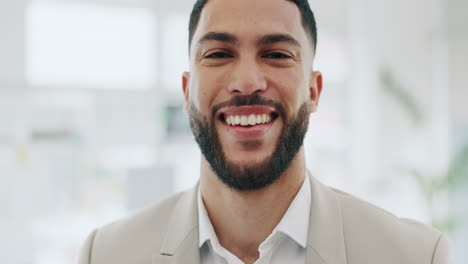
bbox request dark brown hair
[188,0,318,53]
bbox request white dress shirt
[198,175,311,264]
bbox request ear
[309,71,323,113]
[182,71,190,114]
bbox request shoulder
[98,190,184,241]
[80,188,194,264]
[330,187,450,263]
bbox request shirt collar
[273,174,311,248]
[197,174,311,249]
[198,186,217,248]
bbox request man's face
[183,0,322,190]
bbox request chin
[226,154,272,168]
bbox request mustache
[211,94,286,120]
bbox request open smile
[217,106,280,138]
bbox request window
[160,13,189,91]
[26,2,157,90]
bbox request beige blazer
[78,175,450,264]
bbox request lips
[217,106,279,138]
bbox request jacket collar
[305,172,347,264]
[155,182,200,264]
[155,174,347,264]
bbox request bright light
[26,2,157,90]
[160,13,189,91]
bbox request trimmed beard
[188,94,310,191]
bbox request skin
[182,0,323,262]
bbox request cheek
[188,71,216,111]
[269,66,302,89]
[194,68,231,106]
[269,67,308,105]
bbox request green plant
[407,143,468,231]
[380,68,468,232]
[380,69,424,126]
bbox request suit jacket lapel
[154,183,200,264]
[306,173,347,264]
[154,175,347,264]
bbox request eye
[263,52,292,59]
[204,52,233,59]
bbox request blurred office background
[0,0,466,263]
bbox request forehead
[193,0,309,48]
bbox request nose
[227,57,267,95]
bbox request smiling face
[183,0,322,190]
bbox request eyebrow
[197,32,301,48]
[198,32,238,46]
[257,33,301,48]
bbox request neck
[199,149,306,263]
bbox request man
[78,0,450,263]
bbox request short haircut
[188,0,318,54]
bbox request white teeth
[248,115,256,125]
[234,116,240,125]
[225,114,274,126]
[240,116,248,125]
